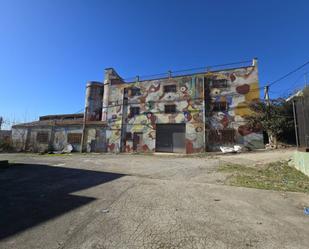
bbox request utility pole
[264,85,274,146]
[264,85,270,106]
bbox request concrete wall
[12,128,28,151]
[104,65,263,153]
[105,75,204,153]
[292,150,309,176]
[12,126,106,153]
[11,63,262,154]
[206,66,263,150]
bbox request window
[213,101,227,112]
[126,132,132,140]
[163,85,176,93]
[131,87,141,96]
[164,104,176,114]
[67,133,82,144]
[130,107,140,117]
[212,79,227,88]
[208,129,235,144]
[36,132,49,143]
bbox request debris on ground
[304,207,309,216]
[220,145,242,153]
[101,209,109,214]
[62,144,73,153]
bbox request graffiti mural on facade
[12,59,263,154]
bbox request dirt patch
[218,161,309,193]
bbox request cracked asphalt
[1,150,308,249]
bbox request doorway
[155,124,185,153]
[133,132,143,152]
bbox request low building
[12,59,264,153]
[12,114,106,153]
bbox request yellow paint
[245,82,259,102]
[234,102,254,117]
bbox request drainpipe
[80,106,88,153]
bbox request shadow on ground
[0,163,125,240]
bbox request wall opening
[155,124,185,153]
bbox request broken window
[212,79,227,88]
[130,87,141,97]
[163,85,176,93]
[208,129,235,144]
[67,133,82,144]
[36,132,49,143]
[130,107,140,117]
[213,101,227,112]
[164,104,176,114]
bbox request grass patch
[218,161,309,193]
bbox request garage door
[155,124,185,153]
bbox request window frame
[164,104,176,114]
[36,131,49,143]
[212,79,228,88]
[126,132,132,140]
[212,101,228,112]
[67,133,82,144]
[208,129,235,144]
[130,106,140,117]
[130,87,141,97]
[163,85,177,93]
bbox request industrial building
[12,59,264,153]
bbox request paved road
[0,151,308,249]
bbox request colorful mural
[205,66,262,150]
[105,74,204,153]
[103,61,263,153]
[11,60,263,154]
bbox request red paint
[125,145,131,152]
[108,143,115,152]
[230,73,236,82]
[142,144,150,152]
[238,123,262,136]
[186,140,194,154]
[238,125,252,136]
[221,115,229,128]
[236,84,250,95]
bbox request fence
[124,60,252,83]
[294,89,309,147]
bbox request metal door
[155,124,185,153]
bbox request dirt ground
[1,149,309,249]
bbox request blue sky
[1,0,309,128]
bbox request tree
[245,98,295,148]
[0,116,3,130]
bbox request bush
[0,140,14,152]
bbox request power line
[269,60,309,87]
